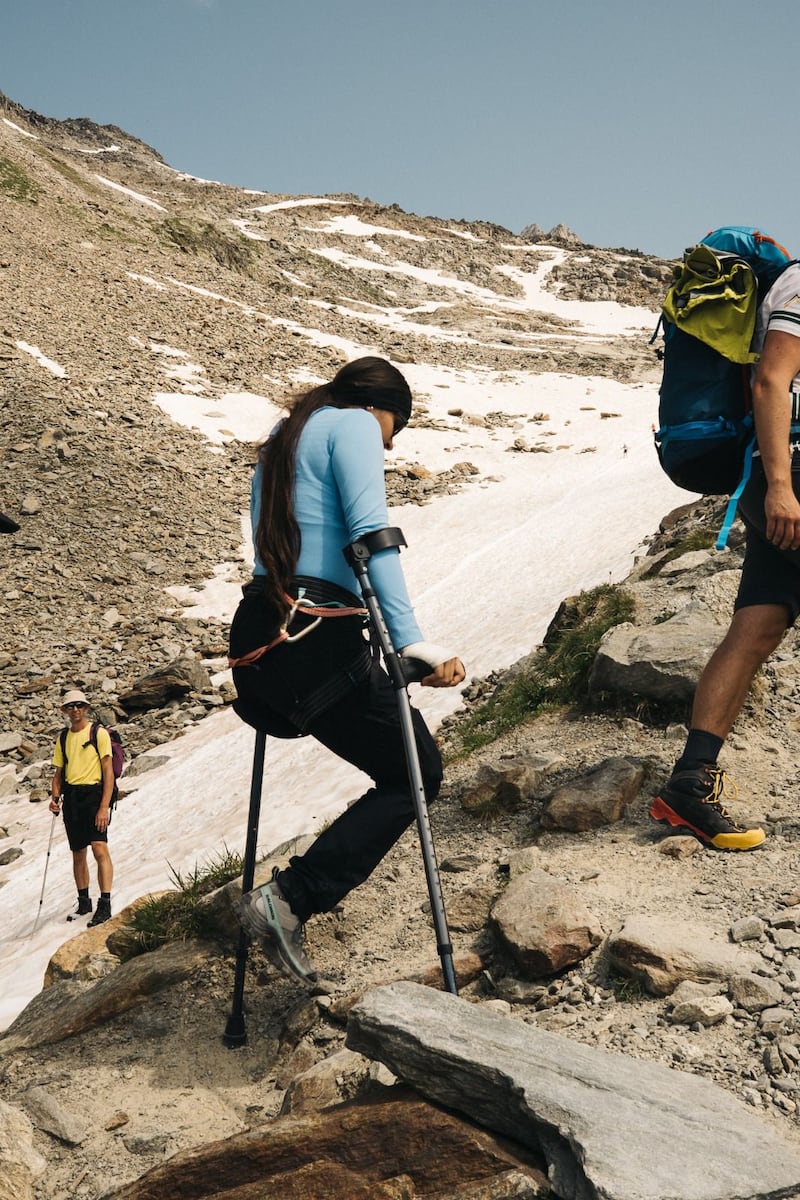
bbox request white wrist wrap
[399,641,454,670]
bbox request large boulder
[346,981,800,1200]
[0,1097,46,1200]
[44,894,166,985]
[118,655,212,711]
[101,1092,548,1199]
[0,940,212,1052]
[588,603,723,704]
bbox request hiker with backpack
[50,689,116,925]
[229,355,465,985]
[652,227,800,852]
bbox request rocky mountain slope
[0,86,671,765]
[5,94,800,1200]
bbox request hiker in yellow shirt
[50,689,115,926]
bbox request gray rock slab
[730,916,766,942]
[0,1096,46,1200]
[669,993,733,1027]
[346,981,800,1200]
[22,1085,88,1145]
[588,604,722,704]
[0,940,211,1053]
[607,914,762,995]
[729,973,786,1013]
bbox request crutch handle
[400,657,429,685]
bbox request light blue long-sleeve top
[251,406,423,650]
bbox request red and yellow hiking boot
[650,765,766,851]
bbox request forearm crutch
[223,728,267,1047]
[344,528,458,995]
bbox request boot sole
[650,796,766,852]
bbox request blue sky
[2,0,799,258]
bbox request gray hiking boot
[240,868,317,987]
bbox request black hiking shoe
[650,765,765,851]
[87,899,112,927]
[67,896,93,921]
[240,868,317,987]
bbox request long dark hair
[255,356,412,615]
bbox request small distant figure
[622,444,628,456]
[50,690,115,925]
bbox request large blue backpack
[654,226,793,547]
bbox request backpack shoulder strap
[89,721,103,762]
[59,727,68,763]
[758,257,800,300]
[88,721,118,806]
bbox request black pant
[237,660,442,921]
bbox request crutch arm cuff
[343,526,407,566]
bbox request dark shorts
[735,458,800,624]
[62,783,109,852]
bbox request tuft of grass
[0,155,37,202]
[661,529,715,565]
[44,153,101,194]
[448,583,635,756]
[160,218,255,273]
[609,972,646,1003]
[114,846,244,960]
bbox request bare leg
[690,604,789,738]
[91,842,113,894]
[72,848,89,891]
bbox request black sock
[100,892,111,904]
[78,887,89,899]
[676,728,724,773]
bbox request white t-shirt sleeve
[763,265,800,338]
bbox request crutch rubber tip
[222,1014,247,1048]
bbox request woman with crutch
[229,356,465,988]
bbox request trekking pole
[344,528,458,996]
[31,812,58,936]
[223,728,267,1048]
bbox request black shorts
[735,458,800,624]
[62,783,109,852]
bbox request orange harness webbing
[228,592,367,669]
